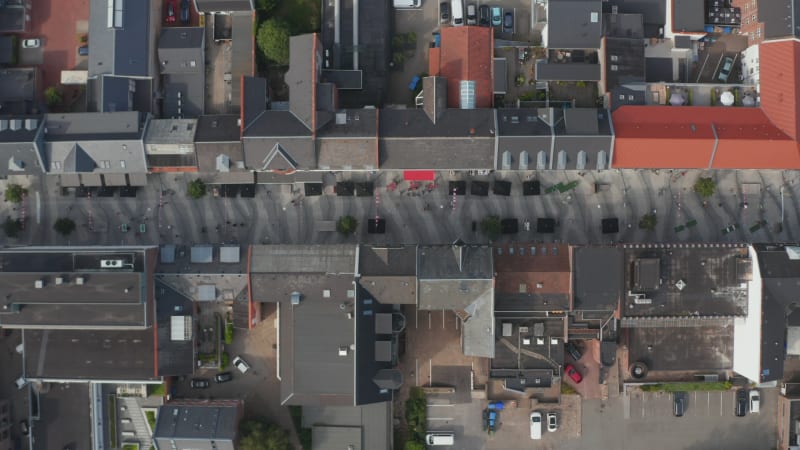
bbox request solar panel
[460,80,476,109]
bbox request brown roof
[432,26,494,109]
[494,243,571,297]
[760,39,800,141]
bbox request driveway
[0,331,30,450]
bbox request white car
[749,389,760,413]
[232,356,250,374]
[547,412,558,432]
[530,411,542,439]
[21,39,40,49]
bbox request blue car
[408,75,421,91]
[180,0,190,24]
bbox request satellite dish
[720,91,735,106]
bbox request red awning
[403,170,436,181]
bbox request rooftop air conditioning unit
[101,259,124,269]
[55,277,63,285]
[75,276,85,285]
[34,280,43,289]
[338,346,348,356]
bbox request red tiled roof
[759,39,800,141]
[612,106,800,169]
[434,26,493,108]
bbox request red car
[165,0,177,23]
[565,364,583,383]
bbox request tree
[638,213,657,231]
[187,179,206,199]
[256,19,290,65]
[480,215,502,240]
[239,419,290,450]
[3,217,22,238]
[255,0,279,12]
[44,86,62,108]
[4,184,26,203]
[693,176,716,198]
[336,215,358,236]
[54,217,76,236]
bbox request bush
[4,184,26,203]
[3,217,22,238]
[256,19,291,65]
[576,81,586,88]
[255,0,279,12]
[54,217,76,236]
[640,381,732,392]
[148,383,166,397]
[187,179,206,199]
[405,387,427,442]
[638,213,657,231]
[480,215,501,240]
[221,351,230,370]
[289,406,312,450]
[336,215,358,236]
[44,86,62,108]
[145,410,156,430]
[224,322,234,345]
[239,419,291,450]
[693,176,716,198]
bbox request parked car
[232,356,251,374]
[566,341,582,361]
[214,371,233,383]
[451,0,464,26]
[408,75,421,91]
[491,6,502,26]
[503,11,514,33]
[180,0,190,23]
[546,412,558,432]
[78,45,89,56]
[718,56,734,82]
[190,378,210,389]
[440,2,450,23]
[735,389,747,416]
[564,364,582,383]
[673,392,685,417]
[22,39,40,49]
[466,3,477,25]
[478,5,490,26]
[425,432,455,446]
[165,0,177,23]
[749,389,760,413]
[529,411,542,439]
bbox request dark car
[478,5,490,26]
[440,2,450,23]
[566,341,582,361]
[735,389,748,416]
[190,378,210,389]
[78,45,88,56]
[214,372,233,383]
[503,11,513,33]
[180,0,190,23]
[673,392,685,417]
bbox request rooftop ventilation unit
[338,346,348,356]
[290,291,301,305]
[101,259,124,269]
[75,276,85,285]
[55,277,63,285]
[34,280,43,289]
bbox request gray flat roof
[164,73,206,118]
[492,318,565,371]
[229,13,255,111]
[89,0,151,77]
[279,277,356,405]
[547,0,603,49]
[626,323,733,371]
[573,246,623,311]
[0,68,35,102]
[418,245,493,280]
[24,328,158,381]
[303,402,392,450]
[33,383,92,450]
[359,246,417,276]
[195,115,241,142]
[286,34,316,131]
[622,245,750,317]
[604,37,646,90]
[156,281,195,376]
[251,245,356,274]
[145,119,198,144]
[154,400,241,448]
[0,5,25,32]
[242,77,268,129]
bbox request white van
[530,411,542,440]
[451,0,464,25]
[425,432,455,446]
[393,0,422,8]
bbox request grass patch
[122,444,139,450]
[561,383,577,395]
[147,383,166,397]
[405,387,427,443]
[224,321,234,345]
[108,395,117,449]
[221,351,230,370]
[145,410,156,431]
[289,406,312,450]
[640,381,732,392]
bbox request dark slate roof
[244,110,312,137]
[0,5,25,32]
[155,281,195,376]
[573,246,623,311]
[285,34,316,131]
[195,115,241,142]
[163,73,205,118]
[378,109,495,170]
[605,37,645,90]
[0,35,13,64]
[645,57,673,82]
[0,115,43,177]
[604,0,665,37]
[354,287,395,405]
[100,76,134,112]
[761,292,787,382]
[610,85,646,111]
[302,403,392,450]
[0,68,35,113]
[672,0,704,32]
[242,77,268,129]
[154,400,241,450]
[761,0,795,39]
[158,27,205,74]
[547,0,603,49]
[495,109,554,170]
[89,0,152,77]
[535,62,602,81]
[243,136,314,170]
[602,13,645,38]
[229,13,255,112]
[194,0,253,12]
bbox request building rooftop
[195,115,241,142]
[302,402,392,450]
[195,0,254,12]
[0,68,35,113]
[430,26,494,108]
[145,119,198,144]
[604,0,665,37]
[154,400,242,450]
[24,328,158,381]
[622,244,751,317]
[358,246,417,305]
[672,0,704,32]
[759,39,800,142]
[251,245,356,274]
[88,0,151,77]
[573,246,623,311]
[547,0,603,49]
[492,318,564,374]
[494,243,572,312]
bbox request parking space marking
[428,311,431,329]
[720,392,723,416]
[427,417,455,421]
[712,54,724,79]
[442,309,445,329]
[429,358,432,385]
